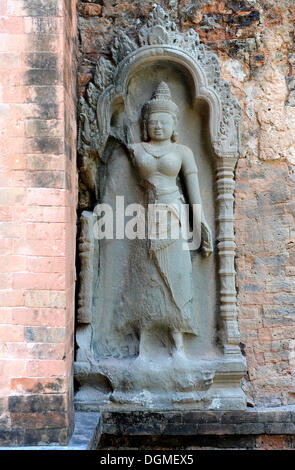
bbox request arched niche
[75,4,246,411]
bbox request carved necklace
[141,141,174,158]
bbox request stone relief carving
[75,4,246,410]
[77,211,95,324]
[78,4,241,161]
[128,81,212,358]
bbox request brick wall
[0,0,77,446]
[77,0,295,407]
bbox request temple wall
[0,0,294,447]
[77,0,295,408]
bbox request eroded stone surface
[75,4,246,410]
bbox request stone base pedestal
[74,355,247,412]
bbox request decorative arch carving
[78,4,241,160]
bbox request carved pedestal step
[74,355,246,411]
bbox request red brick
[0,221,26,238]
[0,324,24,342]
[11,308,66,327]
[26,360,66,377]
[0,290,24,307]
[0,52,21,70]
[13,272,66,290]
[0,342,29,359]
[0,17,24,34]
[3,342,65,360]
[24,138,64,156]
[27,188,66,206]
[256,435,293,450]
[0,378,11,394]
[0,273,12,289]
[25,206,67,223]
[23,17,63,35]
[27,256,66,273]
[24,290,66,308]
[25,119,63,138]
[6,0,26,16]
[0,188,25,205]
[24,326,65,343]
[0,117,25,138]
[0,154,26,170]
[27,85,64,105]
[0,239,13,256]
[78,72,92,95]
[10,377,67,394]
[0,308,12,324]
[0,0,7,16]
[26,223,65,240]
[0,359,25,377]
[11,411,66,430]
[0,397,9,413]
[27,343,65,360]
[0,85,29,103]
[0,206,12,221]
[0,255,26,272]
[13,239,65,256]
[26,154,65,171]
[7,0,63,17]
[0,34,28,53]
[16,102,61,120]
[82,4,102,17]
[0,170,26,187]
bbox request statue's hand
[201,221,213,257]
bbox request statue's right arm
[127,143,140,167]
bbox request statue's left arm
[181,146,213,256]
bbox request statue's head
[142,82,179,142]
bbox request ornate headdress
[142,82,179,118]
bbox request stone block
[25,69,61,87]
[26,360,66,378]
[11,411,67,430]
[0,430,24,447]
[24,326,66,343]
[82,4,102,17]
[10,377,67,394]
[26,171,65,189]
[8,394,66,413]
[24,427,68,446]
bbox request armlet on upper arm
[182,168,198,177]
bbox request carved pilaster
[216,158,241,355]
[77,211,95,323]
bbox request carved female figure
[128,82,213,358]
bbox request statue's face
[147,112,174,141]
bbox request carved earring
[171,130,178,142]
[142,120,148,141]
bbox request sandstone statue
[129,81,213,358]
[75,4,246,410]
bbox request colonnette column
[216,157,241,356]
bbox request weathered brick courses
[0,0,77,445]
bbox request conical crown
[151,81,172,101]
[143,81,179,117]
